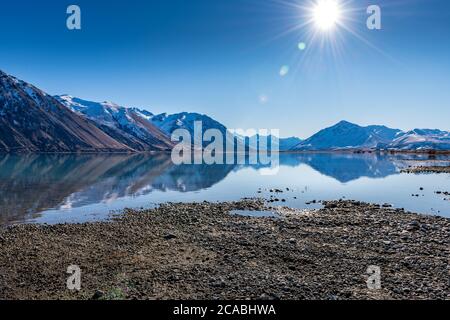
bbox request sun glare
[313,0,341,31]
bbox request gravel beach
[0,199,449,300]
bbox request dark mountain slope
[0,70,132,153]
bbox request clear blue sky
[1,0,449,137]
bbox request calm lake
[0,153,449,225]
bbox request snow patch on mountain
[387,129,450,150]
[149,112,228,137]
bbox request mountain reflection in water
[0,153,447,225]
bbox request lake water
[0,153,449,225]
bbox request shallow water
[0,153,448,225]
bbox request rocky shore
[0,200,449,300]
[402,166,450,174]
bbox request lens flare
[259,94,268,104]
[279,65,290,76]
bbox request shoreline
[0,199,448,300]
[401,166,450,174]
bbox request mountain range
[0,70,449,153]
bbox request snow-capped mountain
[291,121,403,151]
[386,129,450,151]
[0,70,132,153]
[55,95,173,151]
[150,112,235,148]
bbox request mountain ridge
[56,95,173,151]
[1,70,449,153]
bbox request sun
[312,0,341,31]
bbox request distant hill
[245,135,303,151]
[291,121,403,151]
[291,121,449,152]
